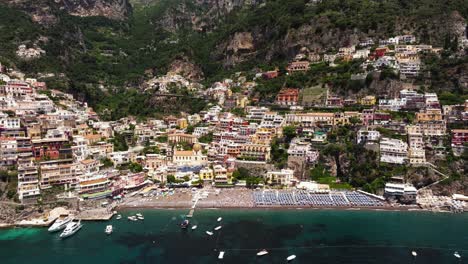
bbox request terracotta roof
[81,159,97,165]
[80,178,108,186]
[174,150,194,156]
[84,134,101,139]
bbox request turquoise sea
[1,209,467,263]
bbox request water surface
[1,209,467,263]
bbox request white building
[384,182,417,204]
[380,138,408,164]
[266,169,294,186]
[357,129,381,144]
[287,138,319,163]
[0,117,21,129]
[193,127,210,138]
[378,98,407,111]
[0,137,17,166]
[172,145,208,166]
[17,157,40,202]
[398,60,421,77]
[246,107,269,122]
[353,49,370,59]
[108,151,133,166]
[72,136,90,162]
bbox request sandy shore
[116,188,424,212]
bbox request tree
[129,162,143,173]
[185,125,195,134]
[309,164,331,180]
[111,132,128,151]
[246,176,262,188]
[199,132,213,143]
[100,157,114,168]
[167,175,176,183]
[156,135,168,143]
[232,167,251,180]
[282,126,297,143]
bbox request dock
[77,208,114,221]
[187,208,195,218]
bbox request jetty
[77,207,115,221]
[187,208,195,218]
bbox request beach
[0,187,455,229]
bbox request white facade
[287,138,319,163]
[266,169,294,186]
[357,129,381,144]
[246,107,269,121]
[380,138,408,164]
[108,151,132,166]
[0,117,21,129]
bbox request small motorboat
[136,213,143,217]
[180,219,190,229]
[287,255,296,261]
[191,225,198,230]
[105,225,113,235]
[137,216,144,220]
[206,231,213,236]
[214,226,222,231]
[116,215,122,220]
[412,251,417,257]
[217,217,222,222]
[257,249,268,256]
[218,251,225,259]
[454,252,461,259]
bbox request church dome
[193,143,202,152]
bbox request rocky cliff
[57,0,131,20]
[0,0,131,24]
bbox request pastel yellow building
[177,118,188,129]
[415,109,443,122]
[359,95,376,106]
[333,111,361,126]
[236,96,249,108]
[199,167,214,181]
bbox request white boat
[105,225,113,235]
[218,251,225,259]
[59,220,82,239]
[257,249,268,256]
[48,216,72,232]
[136,213,143,217]
[128,216,137,221]
[412,251,417,257]
[287,255,296,261]
[454,252,461,259]
[137,216,144,220]
[191,225,198,230]
[206,231,214,236]
[214,226,222,231]
[217,217,222,222]
[116,215,122,220]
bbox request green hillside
[0,0,467,119]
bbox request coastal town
[0,33,467,227]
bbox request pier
[187,209,195,218]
